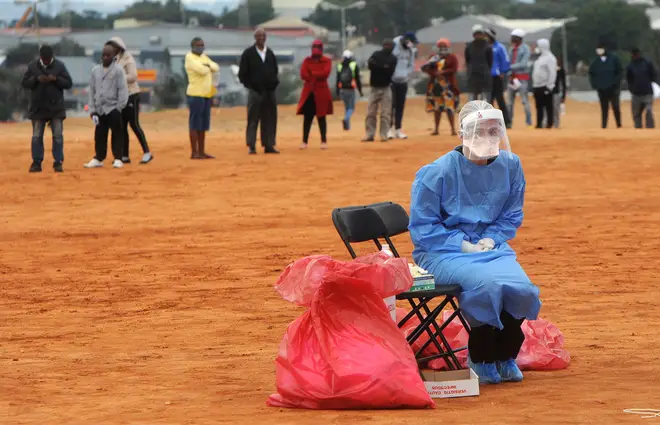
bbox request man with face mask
[362,39,397,142]
[531,39,557,129]
[626,47,657,129]
[21,44,73,173]
[185,37,220,159]
[388,31,418,139]
[409,100,541,385]
[84,44,129,169]
[507,29,532,128]
[588,42,623,128]
[464,25,493,101]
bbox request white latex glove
[461,240,487,253]
[478,238,495,251]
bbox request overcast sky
[1,0,241,21]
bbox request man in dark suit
[21,45,73,173]
[239,28,280,154]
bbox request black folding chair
[332,203,471,370]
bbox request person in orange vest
[335,50,363,130]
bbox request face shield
[459,108,511,161]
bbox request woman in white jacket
[531,39,557,129]
[107,37,153,164]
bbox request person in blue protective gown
[408,100,541,385]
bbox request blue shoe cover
[468,357,502,384]
[497,359,524,382]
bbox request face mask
[39,58,52,67]
[534,47,540,54]
[437,48,449,56]
[405,40,414,49]
[192,46,204,55]
[463,125,501,159]
[596,48,605,56]
[311,46,323,56]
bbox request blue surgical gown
[409,148,541,329]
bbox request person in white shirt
[531,39,557,129]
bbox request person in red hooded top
[297,40,333,150]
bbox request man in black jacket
[589,42,623,128]
[626,47,657,129]
[464,25,493,101]
[21,45,73,173]
[239,28,280,154]
[362,39,397,142]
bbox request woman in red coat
[297,40,333,149]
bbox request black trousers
[490,76,511,127]
[533,87,554,128]
[121,93,150,157]
[391,82,408,130]
[94,109,124,161]
[246,89,277,150]
[302,94,327,143]
[597,88,622,128]
[468,311,525,363]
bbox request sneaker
[396,129,408,139]
[320,142,328,150]
[300,143,308,150]
[361,136,374,142]
[83,158,103,168]
[264,148,280,154]
[139,153,153,164]
[53,162,63,173]
[496,359,524,382]
[468,357,502,384]
[248,148,257,155]
[121,156,131,164]
[112,159,124,168]
[29,162,42,173]
[387,128,395,139]
[342,119,348,130]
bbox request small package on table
[408,263,436,292]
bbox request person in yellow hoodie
[185,37,219,159]
[106,37,153,164]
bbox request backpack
[339,62,355,88]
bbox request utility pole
[14,0,47,47]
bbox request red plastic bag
[267,253,435,409]
[396,309,570,371]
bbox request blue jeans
[507,80,532,126]
[188,96,212,131]
[341,89,356,128]
[32,118,64,164]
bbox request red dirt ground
[1,98,659,424]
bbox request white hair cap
[458,100,494,130]
[342,49,353,58]
[472,24,484,34]
[511,28,525,38]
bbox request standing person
[552,59,567,128]
[336,50,363,130]
[421,38,459,136]
[464,25,493,101]
[589,42,623,129]
[362,39,397,142]
[626,47,657,129]
[531,39,557,129]
[84,44,129,169]
[239,28,280,155]
[507,29,532,128]
[485,28,511,127]
[297,40,333,150]
[388,31,418,139]
[185,37,219,159]
[106,37,153,164]
[409,100,541,385]
[20,45,72,173]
